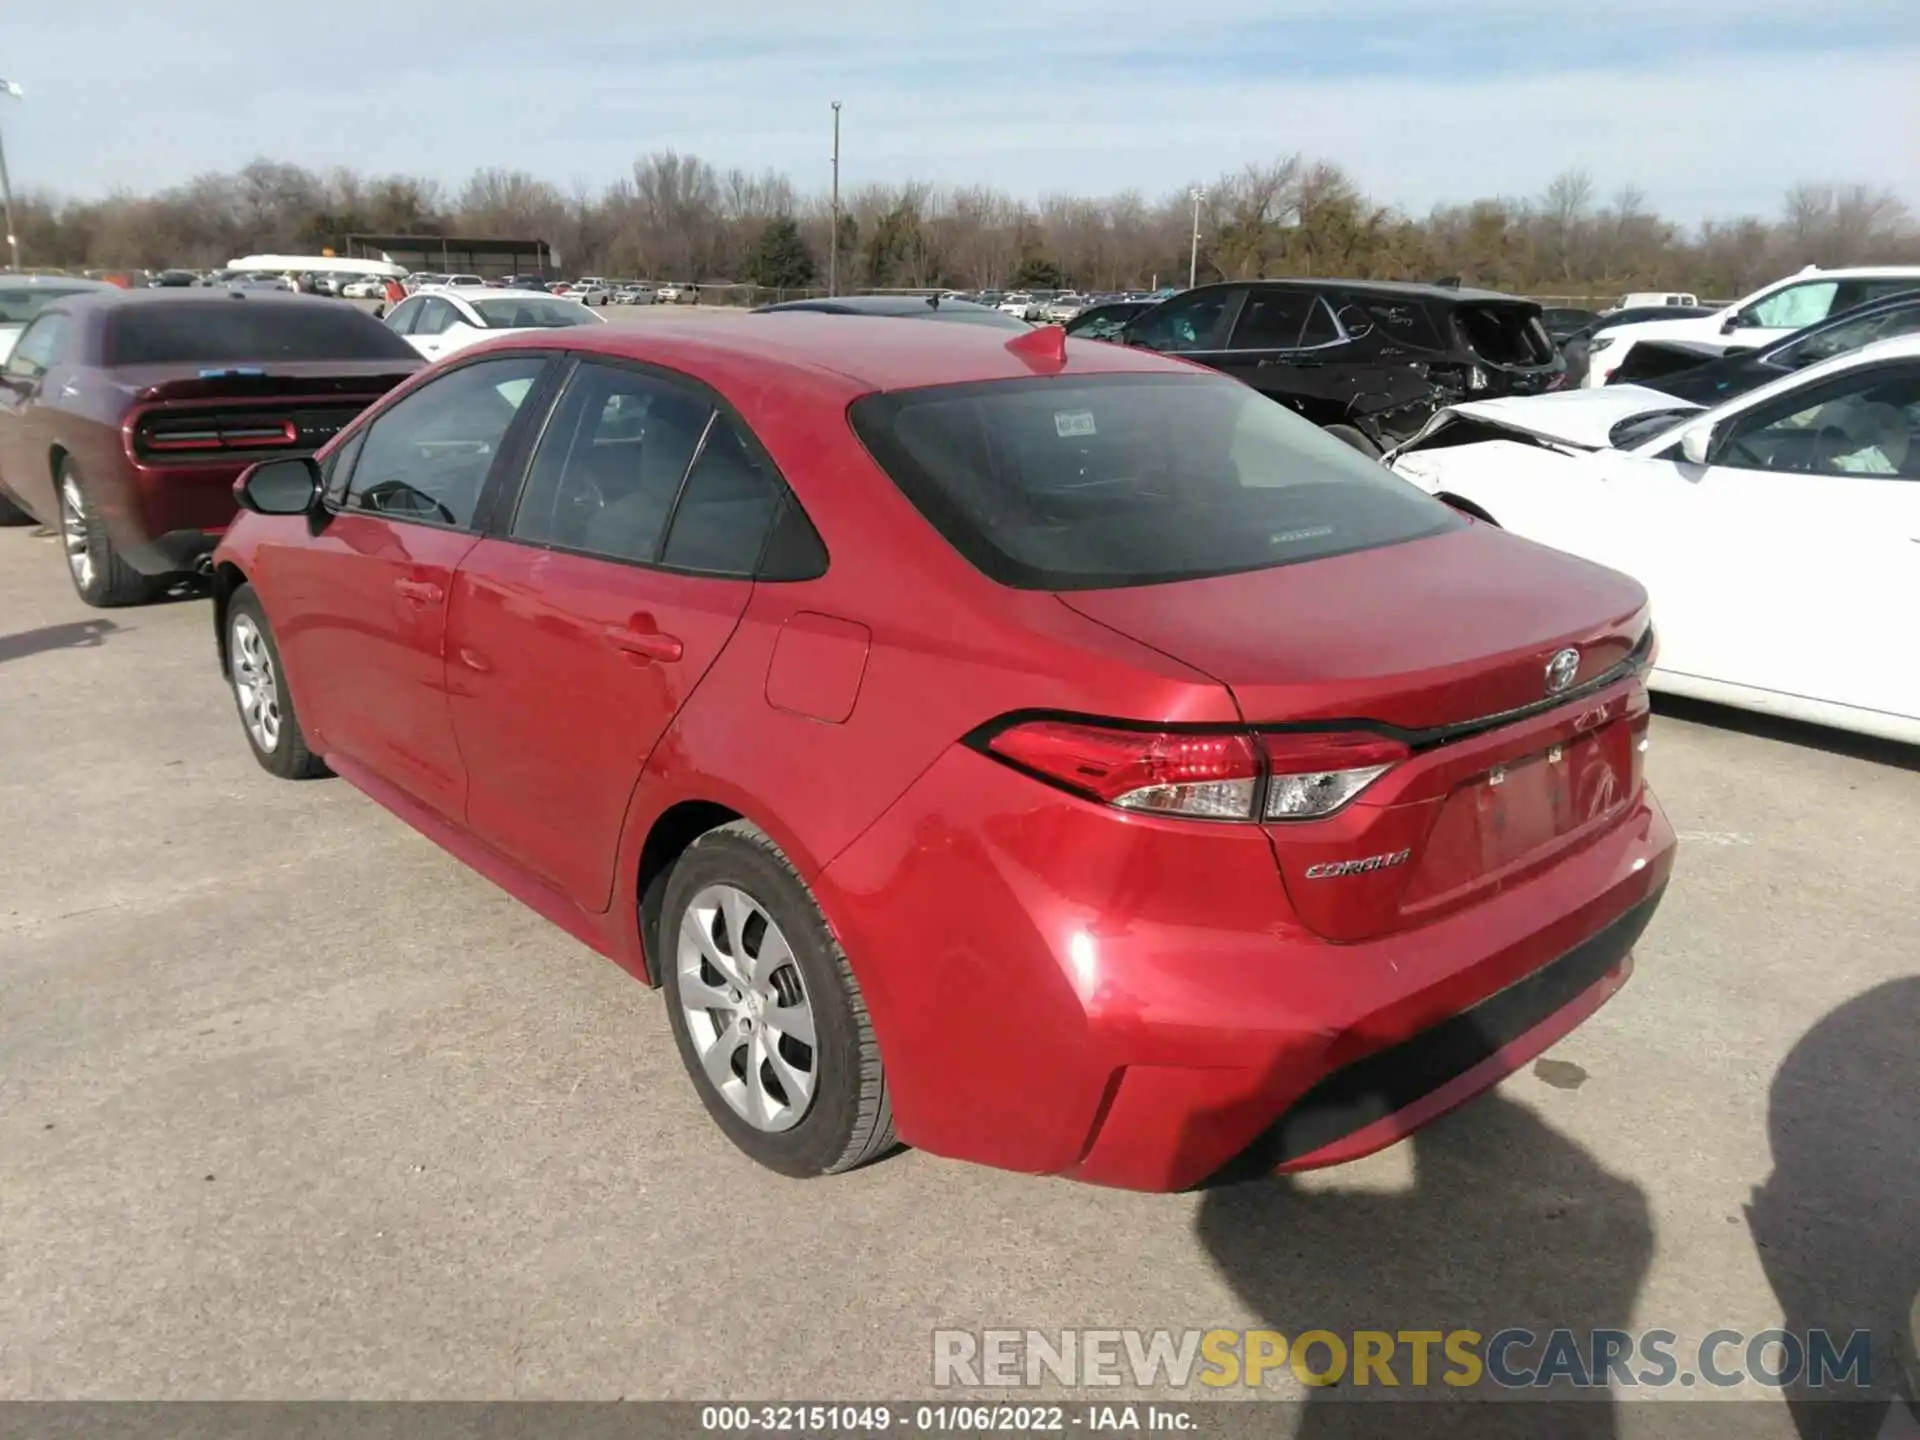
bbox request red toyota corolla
[210,316,1675,1190]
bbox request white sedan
[1584,263,1920,387]
[1387,333,1920,743]
[381,287,604,362]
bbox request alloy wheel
[230,614,282,753]
[60,478,93,591]
[676,883,818,1133]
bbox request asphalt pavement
[0,513,1914,1434]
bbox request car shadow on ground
[1193,1092,1650,1437]
[1748,977,1919,1440]
[0,618,119,665]
[1652,694,1919,772]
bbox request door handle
[604,623,683,663]
[394,578,443,604]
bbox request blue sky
[4,0,1915,224]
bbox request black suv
[1117,279,1563,452]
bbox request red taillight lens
[986,721,1261,821]
[1259,731,1409,820]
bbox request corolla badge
[1545,647,1580,694]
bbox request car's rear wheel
[661,821,895,1177]
[227,585,328,780]
[58,463,165,607]
[1323,423,1382,458]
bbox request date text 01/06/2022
[698,1404,1198,1432]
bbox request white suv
[1586,265,1920,386]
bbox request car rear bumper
[816,745,1676,1192]
[121,525,222,575]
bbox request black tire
[660,821,895,1177]
[0,485,33,526]
[226,584,329,780]
[57,461,166,607]
[1324,423,1382,458]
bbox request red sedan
[210,317,1676,1190]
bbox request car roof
[758,294,1004,317]
[0,274,119,291]
[1180,277,1529,305]
[1781,264,1920,280]
[476,310,1193,393]
[51,287,339,311]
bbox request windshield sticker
[1054,410,1097,438]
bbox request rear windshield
[104,301,419,366]
[849,372,1460,589]
[470,297,597,329]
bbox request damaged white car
[1386,334,1920,744]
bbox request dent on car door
[446,358,782,910]
[273,353,554,818]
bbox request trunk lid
[1057,523,1647,731]
[1059,524,1653,940]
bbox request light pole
[828,101,842,297]
[0,79,21,273]
[1188,187,1205,290]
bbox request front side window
[509,360,714,562]
[384,296,425,334]
[850,372,1461,589]
[1717,366,1920,478]
[1126,290,1240,353]
[6,313,67,376]
[1741,281,1839,330]
[341,355,548,528]
[413,298,460,336]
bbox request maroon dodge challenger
[0,288,421,605]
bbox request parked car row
[1,263,1907,1195]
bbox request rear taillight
[978,720,1405,823]
[1260,731,1409,820]
[986,721,1260,820]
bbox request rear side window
[850,373,1460,590]
[510,360,714,563]
[1230,291,1316,349]
[1357,299,1443,350]
[104,301,419,365]
[1454,304,1553,365]
[659,417,784,575]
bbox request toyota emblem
[1545,647,1580,694]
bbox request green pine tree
[744,216,818,289]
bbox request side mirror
[236,457,322,515]
[1678,422,1716,466]
[1719,313,1744,334]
